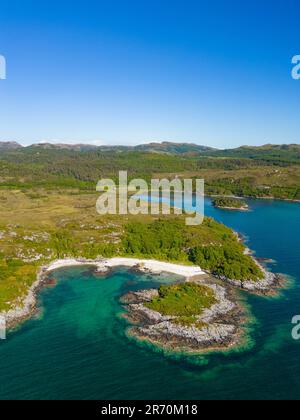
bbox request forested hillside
[1,142,300,200]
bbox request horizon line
[1,139,299,149]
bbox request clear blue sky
[0,0,299,148]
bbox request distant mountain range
[0,141,23,150]
[0,141,299,158]
[209,144,300,161]
[134,142,216,154]
[0,141,216,154]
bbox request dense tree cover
[122,218,264,281]
[213,197,248,209]
[1,146,300,200]
[206,177,300,200]
[189,244,264,281]
[122,219,187,261]
[206,144,300,165]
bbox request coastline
[0,254,283,332]
[0,258,205,330]
[46,258,205,279]
[219,262,283,294]
[121,277,247,355]
[214,205,249,211]
[209,194,300,204]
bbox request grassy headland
[213,197,249,210]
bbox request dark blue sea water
[0,198,300,400]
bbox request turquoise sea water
[1,198,300,400]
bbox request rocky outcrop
[121,289,159,305]
[200,284,235,323]
[137,321,236,346]
[122,280,244,353]
[219,261,283,294]
[0,266,49,329]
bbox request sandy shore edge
[0,258,205,329]
[46,257,205,278]
[0,255,283,331]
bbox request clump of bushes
[145,283,217,325]
[189,244,264,281]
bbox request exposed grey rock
[201,284,235,323]
[128,303,173,323]
[220,263,279,292]
[139,321,236,345]
[124,281,241,351]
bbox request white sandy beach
[46,257,205,279]
[0,258,204,329]
[1,255,280,330]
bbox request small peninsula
[120,259,281,354]
[121,279,244,353]
[213,197,249,211]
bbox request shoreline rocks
[217,259,284,295]
[122,279,246,353]
[0,254,285,334]
[214,205,249,212]
[0,266,49,330]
